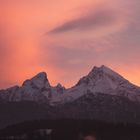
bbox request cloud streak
[49,8,116,34]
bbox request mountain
[0,65,140,104]
[50,65,140,104]
[0,65,140,129]
[0,72,65,103]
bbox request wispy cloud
[49,8,116,34]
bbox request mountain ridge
[0,65,140,104]
[0,65,140,129]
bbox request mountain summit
[0,65,140,104]
[22,72,51,91]
[77,65,127,88]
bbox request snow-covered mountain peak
[31,72,48,81]
[90,65,124,80]
[62,65,139,104]
[22,72,50,90]
[76,65,126,87]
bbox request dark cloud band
[49,9,116,34]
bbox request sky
[0,0,140,88]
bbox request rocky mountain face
[0,72,65,103]
[0,65,140,128]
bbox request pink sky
[0,0,140,88]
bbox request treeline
[0,119,140,140]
